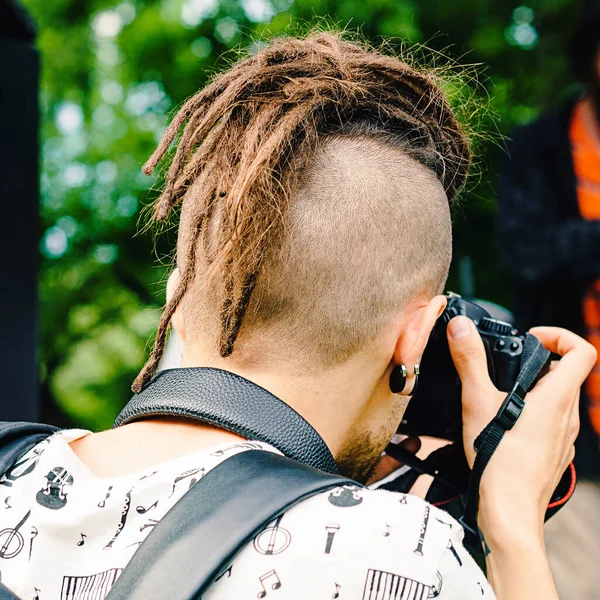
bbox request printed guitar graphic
[0,510,31,559]
[36,467,74,510]
[253,515,291,555]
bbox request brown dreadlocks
[132,31,471,392]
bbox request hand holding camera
[385,294,595,568]
[446,316,595,599]
[447,317,595,537]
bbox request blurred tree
[20,0,579,429]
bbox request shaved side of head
[180,135,451,370]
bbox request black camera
[399,293,545,441]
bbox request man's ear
[392,295,446,385]
[167,269,186,343]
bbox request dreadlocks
[132,31,471,392]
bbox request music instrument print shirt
[0,430,494,599]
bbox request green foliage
[22,0,580,429]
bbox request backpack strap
[105,450,355,600]
[0,583,21,600]
[0,422,58,479]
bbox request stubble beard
[334,428,392,483]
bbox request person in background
[498,0,600,478]
[498,3,600,597]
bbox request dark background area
[0,0,39,421]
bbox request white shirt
[0,430,495,600]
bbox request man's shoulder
[277,483,461,569]
[204,485,474,599]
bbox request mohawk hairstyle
[132,31,471,392]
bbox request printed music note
[77,533,86,547]
[384,524,391,537]
[257,570,281,598]
[398,494,407,505]
[332,583,341,599]
[4,497,10,509]
[136,500,158,514]
[33,587,40,600]
[28,527,38,561]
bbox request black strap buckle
[494,381,526,432]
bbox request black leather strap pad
[105,450,353,600]
[114,368,339,474]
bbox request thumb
[447,316,494,398]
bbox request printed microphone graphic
[325,523,340,554]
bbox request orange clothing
[571,100,600,436]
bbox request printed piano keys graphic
[60,568,123,600]
[361,569,431,600]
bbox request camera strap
[460,333,551,551]
[114,367,339,474]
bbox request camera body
[399,293,530,441]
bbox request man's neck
[179,346,381,458]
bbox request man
[0,32,593,599]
